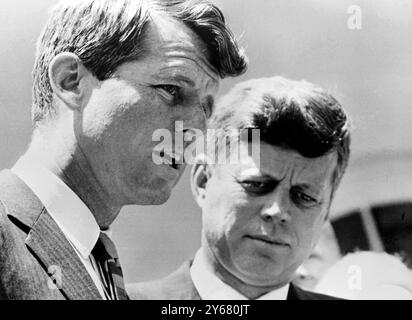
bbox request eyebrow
[295,183,322,196]
[239,169,280,181]
[156,70,196,87]
[245,169,322,193]
[171,74,196,87]
[251,168,285,181]
[238,168,262,178]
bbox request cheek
[203,190,255,241]
[81,82,142,138]
[203,190,230,233]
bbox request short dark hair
[32,0,248,126]
[208,76,351,192]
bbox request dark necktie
[91,232,128,300]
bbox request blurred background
[1,0,412,283]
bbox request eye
[156,85,181,104]
[161,85,179,96]
[291,189,318,207]
[239,180,276,196]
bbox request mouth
[246,235,290,247]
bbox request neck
[27,128,121,229]
[202,243,289,299]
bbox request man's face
[77,16,219,206]
[199,141,337,287]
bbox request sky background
[1,0,412,283]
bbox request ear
[48,52,92,111]
[190,155,212,207]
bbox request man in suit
[0,0,247,300]
[128,76,351,300]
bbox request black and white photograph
[0,0,411,306]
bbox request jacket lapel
[0,170,102,300]
[26,210,102,300]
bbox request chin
[126,173,176,205]
[239,269,285,287]
[121,184,171,206]
[235,260,284,285]
[148,192,170,205]
[132,190,171,206]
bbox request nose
[260,191,291,224]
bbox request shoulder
[127,261,201,300]
[0,200,8,248]
[0,189,32,269]
[0,169,41,272]
[0,197,20,251]
[0,182,31,298]
[0,169,43,236]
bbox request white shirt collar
[190,248,290,300]
[11,154,100,259]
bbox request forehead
[143,14,220,84]
[234,142,338,187]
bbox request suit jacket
[0,170,102,300]
[127,261,341,300]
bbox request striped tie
[92,233,128,300]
